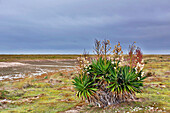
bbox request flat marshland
[0,54,80,62]
[0,55,169,112]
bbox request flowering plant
[73,40,147,107]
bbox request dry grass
[0,54,81,62]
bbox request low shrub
[0,90,9,99]
[73,40,147,107]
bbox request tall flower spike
[112,41,123,61]
[93,39,102,58]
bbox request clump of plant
[0,90,9,99]
[73,40,147,107]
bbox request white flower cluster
[112,56,126,66]
[118,106,166,113]
[131,106,143,112]
[77,57,90,69]
[111,61,115,64]
[135,62,144,74]
[119,57,125,66]
[111,57,120,64]
[144,106,166,112]
[141,71,145,77]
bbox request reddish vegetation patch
[164,71,170,75]
[60,102,87,113]
[56,86,74,91]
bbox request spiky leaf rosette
[87,57,114,77]
[72,73,98,102]
[107,65,147,101]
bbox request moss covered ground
[0,69,82,113]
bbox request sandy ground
[0,62,29,68]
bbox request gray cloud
[0,0,170,54]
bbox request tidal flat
[0,59,77,81]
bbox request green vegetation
[73,40,148,108]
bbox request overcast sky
[0,0,170,54]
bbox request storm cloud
[0,0,170,54]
